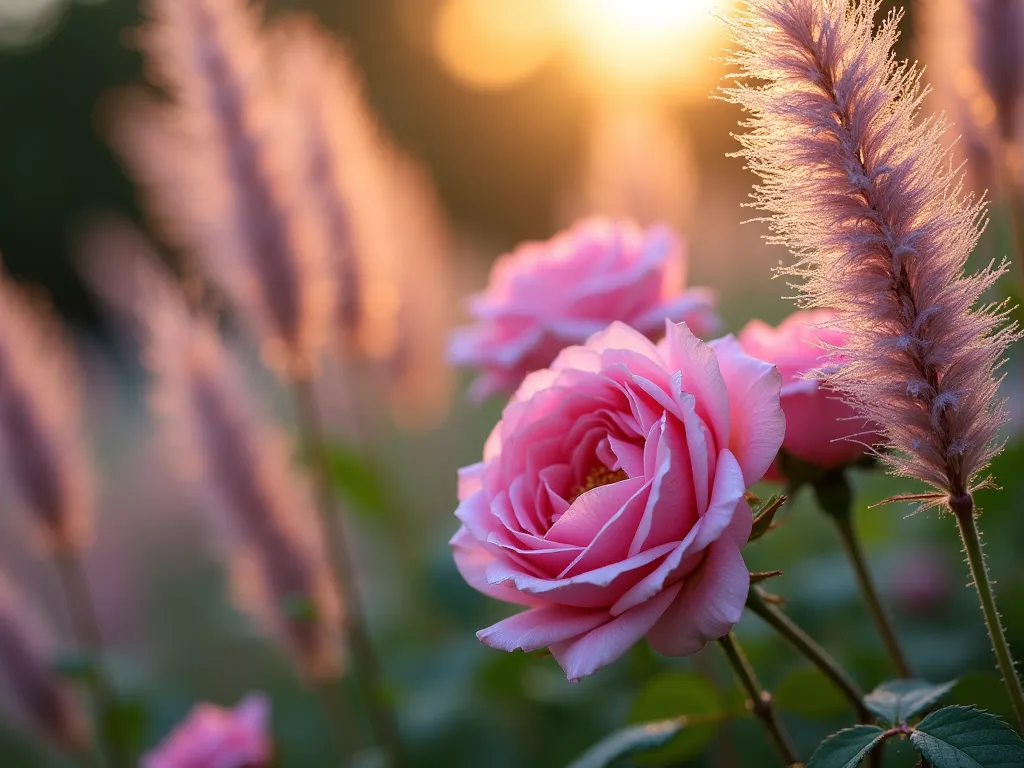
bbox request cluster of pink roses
[140,217,878,765]
[449,218,875,681]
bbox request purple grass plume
[271,17,456,427]
[81,221,343,682]
[269,16,387,357]
[725,0,1020,507]
[0,576,90,753]
[0,265,93,551]
[110,0,333,376]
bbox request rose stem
[950,493,1024,730]
[832,513,911,677]
[55,548,128,768]
[811,473,911,678]
[717,633,799,766]
[290,374,406,766]
[746,587,870,722]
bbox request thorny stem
[291,376,406,766]
[746,587,870,722]
[54,549,128,768]
[831,512,912,678]
[951,494,1024,731]
[717,633,799,766]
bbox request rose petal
[659,321,731,453]
[485,540,677,609]
[477,605,609,653]
[646,538,749,657]
[610,449,746,615]
[627,417,695,557]
[550,581,683,682]
[708,334,785,485]
[545,477,644,547]
[451,527,548,607]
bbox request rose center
[568,466,628,504]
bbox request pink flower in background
[141,694,270,768]
[739,309,877,477]
[451,321,784,681]
[449,218,720,400]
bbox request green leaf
[566,718,687,768]
[808,725,887,768]
[628,672,721,762]
[911,705,1024,768]
[775,667,849,719]
[326,443,388,519]
[749,494,787,542]
[864,679,958,725]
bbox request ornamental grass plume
[272,17,456,427]
[725,0,1024,726]
[84,224,343,681]
[0,264,92,551]
[110,0,332,375]
[149,285,343,683]
[0,576,90,753]
[152,289,343,682]
[269,16,391,358]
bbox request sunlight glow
[560,0,727,95]
[432,0,559,91]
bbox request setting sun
[560,0,727,95]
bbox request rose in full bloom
[451,321,784,681]
[141,694,271,768]
[449,218,720,400]
[738,309,877,477]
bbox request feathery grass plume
[110,0,332,375]
[269,16,388,357]
[150,280,343,682]
[724,0,1019,505]
[83,222,343,681]
[0,576,90,753]
[271,17,455,426]
[0,265,92,551]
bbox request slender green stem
[717,633,799,766]
[291,376,406,766]
[313,676,363,762]
[747,587,870,722]
[951,494,1024,731]
[831,513,912,678]
[55,550,127,768]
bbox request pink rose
[141,694,271,768]
[451,321,784,681]
[739,309,877,476]
[449,218,720,400]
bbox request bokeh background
[2,1,1024,766]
